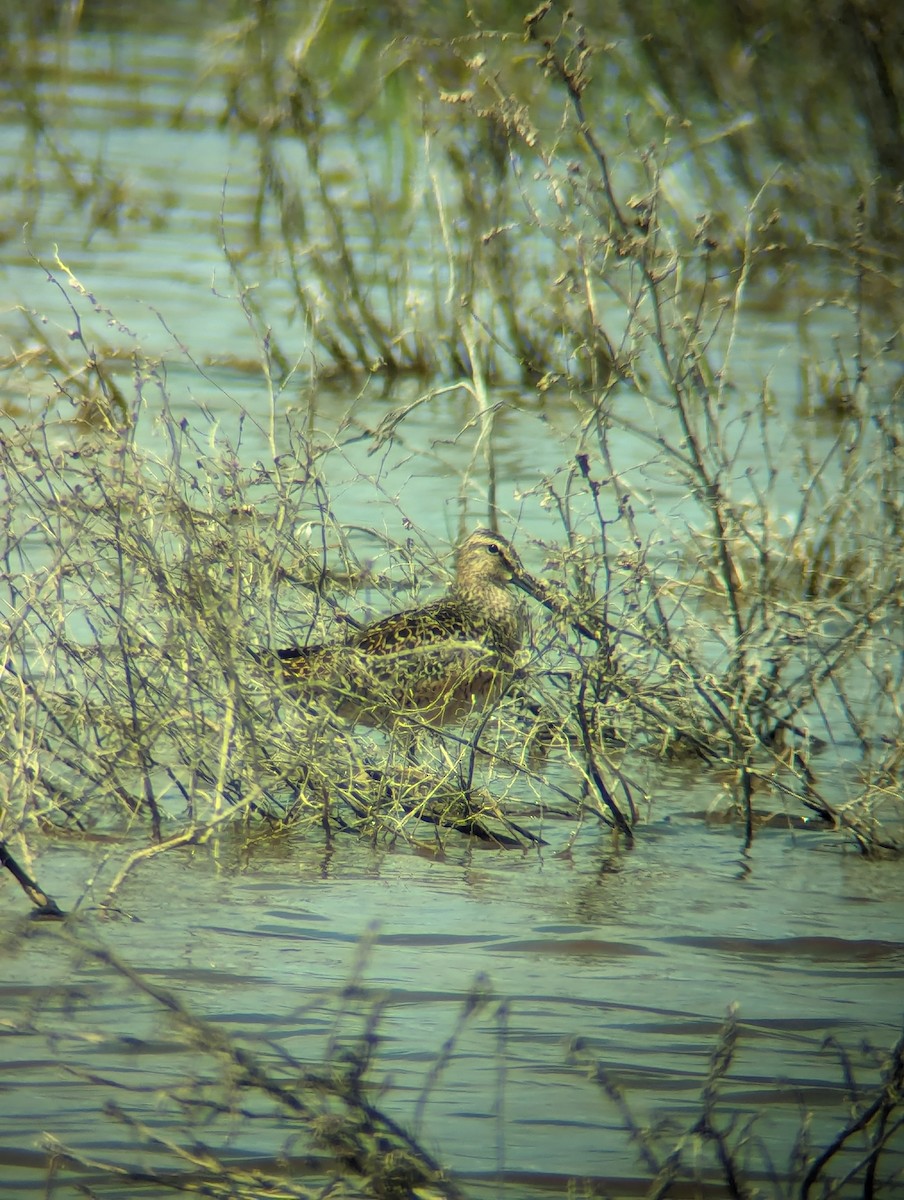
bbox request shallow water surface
[2,802,902,1197]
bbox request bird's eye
[487,543,500,555]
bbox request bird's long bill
[514,565,607,643]
[512,568,546,602]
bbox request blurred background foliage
[5,0,901,244]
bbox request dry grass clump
[1,269,901,903]
[2,3,902,899]
[0,353,564,885]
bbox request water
[1,11,901,1199]
[3,812,902,1197]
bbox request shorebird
[268,529,542,727]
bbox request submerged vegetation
[1,1,903,1197]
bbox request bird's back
[269,529,534,726]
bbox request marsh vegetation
[1,2,902,1197]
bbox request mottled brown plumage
[274,529,541,727]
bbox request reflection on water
[2,810,902,1197]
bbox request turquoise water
[3,813,903,1197]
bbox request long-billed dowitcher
[269,529,542,727]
